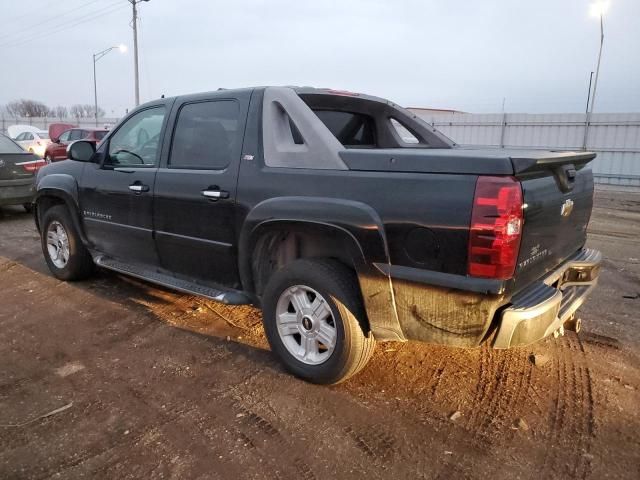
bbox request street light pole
[93,53,98,127]
[582,3,607,150]
[93,45,127,127]
[129,0,150,107]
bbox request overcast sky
[1,0,639,116]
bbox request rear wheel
[262,259,375,384]
[41,205,94,280]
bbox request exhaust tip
[564,317,582,333]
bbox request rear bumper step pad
[493,248,601,349]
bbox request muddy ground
[0,189,639,480]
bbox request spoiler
[510,151,597,174]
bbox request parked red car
[44,126,108,162]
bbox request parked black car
[33,87,601,384]
[0,133,46,212]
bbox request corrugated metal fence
[1,116,121,133]
[410,111,640,188]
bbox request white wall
[411,111,640,188]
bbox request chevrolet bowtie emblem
[561,199,574,217]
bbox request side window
[24,133,34,141]
[107,107,166,166]
[15,133,25,141]
[69,130,84,141]
[59,131,71,142]
[169,100,240,170]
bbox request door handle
[129,183,150,193]
[202,188,229,200]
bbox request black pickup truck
[34,86,601,384]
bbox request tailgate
[512,151,596,291]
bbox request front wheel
[262,259,375,384]
[41,205,94,280]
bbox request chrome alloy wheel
[275,285,337,365]
[46,221,70,268]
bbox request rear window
[313,110,375,147]
[94,131,107,140]
[0,135,25,153]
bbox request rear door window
[169,100,241,170]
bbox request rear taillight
[16,159,48,173]
[468,176,523,279]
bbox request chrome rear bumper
[493,248,601,349]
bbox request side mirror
[67,141,96,162]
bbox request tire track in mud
[432,346,533,479]
[539,334,595,479]
[229,398,318,480]
[465,347,531,440]
[228,373,406,477]
[343,424,397,468]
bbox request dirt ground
[0,189,639,480]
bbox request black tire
[40,205,94,281]
[262,258,376,384]
[23,203,33,213]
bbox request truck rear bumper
[492,248,601,349]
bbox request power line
[0,0,105,41]
[2,0,66,24]
[0,2,127,48]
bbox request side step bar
[94,256,252,305]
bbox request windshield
[0,135,25,153]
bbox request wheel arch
[34,174,88,245]
[239,196,405,341]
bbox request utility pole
[93,54,98,126]
[129,0,150,107]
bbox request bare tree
[5,99,51,117]
[53,105,68,120]
[6,101,21,118]
[68,103,105,119]
[70,104,84,119]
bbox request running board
[94,256,251,305]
